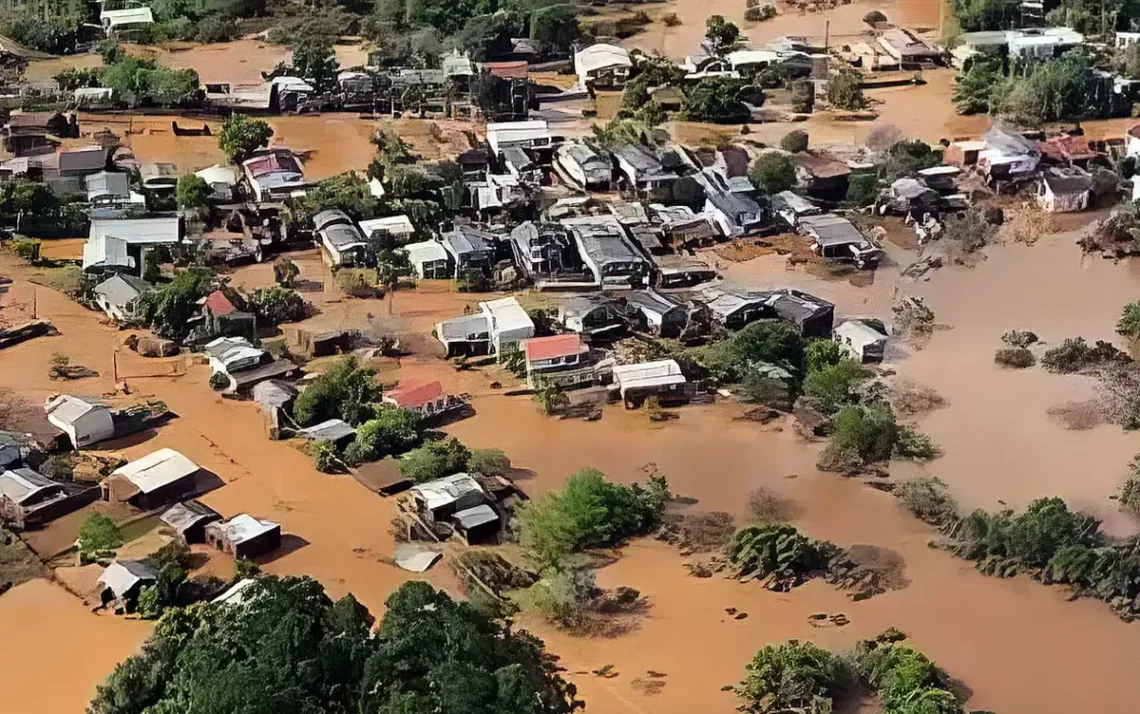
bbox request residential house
[771,190,820,228]
[457,147,492,179]
[884,178,940,217]
[0,431,27,470]
[877,28,941,64]
[138,162,178,195]
[383,381,455,417]
[613,144,677,199]
[653,254,717,289]
[611,360,687,406]
[242,149,307,202]
[799,214,883,269]
[952,28,1082,67]
[404,240,453,278]
[508,221,582,279]
[554,141,613,191]
[793,153,851,198]
[159,500,222,543]
[767,289,835,338]
[1038,135,1099,168]
[195,164,240,202]
[470,173,528,216]
[649,204,718,248]
[92,273,151,322]
[102,448,202,510]
[201,290,257,341]
[4,111,73,156]
[915,165,961,191]
[481,296,535,356]
[316,209,370,267]
[83,217,182,275]
[557,295,627,338]
[85,171,136,205]
[97,560,156,609]
[565,214,650,289]
[252,380,297,439]
[699,285,770,329]
[100,7,154,34]
[0,467,97,529]
[834,319,888,363]
[435,313,493,357]
[522,334,597,389]
[441,226,497,276]
[44,395,114,449]
[204,336,297,395]
[297,419,357,448]
[1038,167,1093,213]
[499,147,541,184]
[411,473,488,523]
[703,187,765,238]
[283,327,356,359]
[205,514,282,559]
[943,140,989,167]
[487,120,562,157]
[978,128,1039,181]
[358,215,416,244]
[574,43,632,89]
[625,290,688,337]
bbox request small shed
[102,448,201,509]
[296,419,356,447]
[44,395,115,450]
[160,500,222,543]
[1037,167,1092,213]
[359,215,416,243]
[0,431,28,470]
[92,273,151,322]
[97,560,156,608]
[404,240,453,279]
[411,473,487,522]
[205,514,282,559]
[450,504,500,545]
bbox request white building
[242,149,307,203]
[486,120,561,156]
[403,240,452,278]
[480,297,535,356]
[834,320,888,363]
[100,7,154,34]
[611,360,687,401]
[574,43,632,89]
[358,215,416,243]
[44,395,115,449]
[92,273,151,322]
[554,141,613,191]
[83,217,181,273]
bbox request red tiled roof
[205,290,236,316]
[482,61,529,80]
[523,334,587,362]
[386,381,445,408]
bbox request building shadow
[99,428,159,451]
[256,533,310,565]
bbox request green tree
[730,320,806,375]
[175,174,211,209]
[77,513,123,557]
[954,0,1025,31]
[12,239,41,264]
[293,355,384,426]
[803,359,869,413]
[530,4,578,53]
[884,140,941,179]
[218,114,274,163]
[246,286,310,325]
[819,403,902,470]
[1118,301,1140,338]
[467,448,511,477]
[138,267,216,341]
[294,172,380,224]
[399,437,471,482]
[749,153,796,193]
[516,468,669,568]
[827,69,864,110]
[846,172,879,206]
[682,76,750,123]
[346,406,424,464]
[738,640,839,714]
[704,15,741,55]
[952,56,1005,115]
[292,36,340,94]
[780,129,809,153]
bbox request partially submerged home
[195,164,240,202]
[793,153,851,198]
[766,289,835,338]
[85,171,136,205]
[201,290,257,342]
[799,214,882,269]
[205,514,282,559]
[297,419,357,447]
[0,431,27,470]
[411,472,487,523]
[383,381,458,418]
[877,28,942,65]
[243,149,307,202]
[613,144,677,199]
[441,226,497,276]
[1037,134,1099,168]
[649,204,718,247]
[1037,167,1093,213]
[435,313,493,357]
[44,395,114,449]
[771,190,820,228]
[138,162,178,195]
[653,254,717,289]
[316,209,370,267]
[252,380,297,438]
[703,188,765,238]
[978,128,1040,181]
[3,111,74,156]
[565,215,651,289]
[521,333,598,389]
[834,319,888,363]
[451,504,500,545]
[557,294,627,337]
[625,290,688,337]
[403,240,452,278]
[915,165,961,191]
[884,178,940,216]
[358,215,416,244]
[486,120,562,157]
[160,500,222,543]
[98,560,156,610]
[205,337,297,395]
[100,6,154,35]
[58,145,107,183]
[83,217,182,275]
[509,222,582,280]
[554,141,613,191]
[0,467,98,529]
[102,448,202,509]
[92,273,152,323]
[700,285,770,329]
[611,359,687,406]
[436,297,535,357]
[574,43,632,89]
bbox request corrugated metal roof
[210,514,279,546]
[111,448,199,494]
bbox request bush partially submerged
[1001,329,1039,348]
[818,403,938,472]
[994,346,1035,369]
[725,524,841,586]
[1041,337,1130,373]
[1120,456,1140,516]
[895,477,959,527]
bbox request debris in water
[392,543,442,573]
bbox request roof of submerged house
[110,448,199,494]
[523,334,588,362]
[386,381,446,409]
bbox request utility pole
[825,20,830,51]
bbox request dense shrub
[246,286,310,326]
[802,359,868,413]
[749,153,796,193]
[398,437,471,482]
[467,448,512,477]
[345,407,424,465]
[780,129,809,153]
[313,441,345,473]
[895,477,959,526]
[738,640,840,714]
[1117,301,1140,339]
[826,69,864,110]
[1001,329,1038,348]
[845,172,878,206]
[994,347,1035,369]
[292,355,383,427]
[819,403,938,471]
[77,513,123,558]
[725,524,840,582]
[517,468,670,568]
[1041,337,1129,373]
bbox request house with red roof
[384,381,448,415]
[521,334,607,390]
[200,289,257,342]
